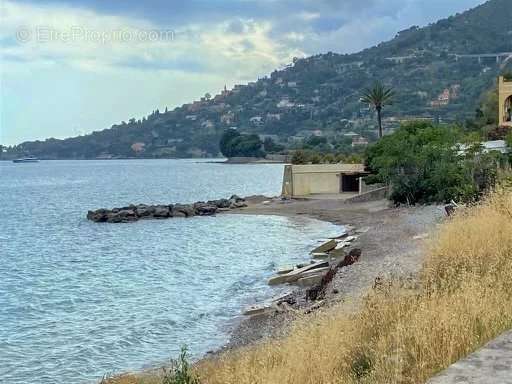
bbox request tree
[360,82,394,139]
[219,129,265,158]
[263,137,285,153]
[291,150,308,164]
[219,129,240,158]
[365,122,477,204]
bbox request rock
[243,304,273,316]
[311,239,337,254]
[87,195,244,223]
[172,204,195,217]
[311,252,329,259]
[195,203,218,216]
[107,209,137,223]
[230,201,248,209]
[153,205,170,218]
[135,204,156,218]
[172,210,187,218]
[296,274,325,287]
[337,248,361,268]
[268,261,329,285]
[277,265,294,275]
[229,194,245,202]
[208,199,231,209]
[87,209,109,222]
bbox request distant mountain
[6,0,512,159]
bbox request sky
[0,0,486,145]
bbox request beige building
[281,164,369,197]
[499,76,512,127]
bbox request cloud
[0,1,296,78]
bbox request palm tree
[361,82,394,139]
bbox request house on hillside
[266,113,281,121]
[221,112,235,125]
[458,140,510,155]
[277,98,295,108]
[352,136,369,147]
[499,76,512,127]
[249,116,263,125]
[258,134,280,142]
[430,85,460,108]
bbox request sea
[0,159,340,383]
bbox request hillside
[5,0,512,159]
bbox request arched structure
[498,76,512,126]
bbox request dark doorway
[341,174,359,192]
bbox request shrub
[291,150,308,164]
[309,153,322,164]
[162,347,200,384]
[322,153,336,163]
[365,121,501,204]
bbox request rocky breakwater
[86,195,248,223]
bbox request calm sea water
[0,160,340,384]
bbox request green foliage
[361,82,394,138]
[162,346,200,384]
[263,137,285,153]
[467,86,500,135]
[291,150,308,164]
[310,153,322,164]
[366,121,478,204]
[305,136,328,147]
[219,129,240,158]
[219,129,265,158]
[506,131,512,148]
[322,153,336,163]
[360,82,394,110]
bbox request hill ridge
[5,0,512,159]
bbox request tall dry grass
[196,189,512,384]
[109,189,512,384]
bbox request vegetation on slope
[4,0,511,159]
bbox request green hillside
[5,0,512,159]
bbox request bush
[365,121,496,204]
[162,347,200,384]
[263,137,285,153]
[310,153,322,164]
[322,153,336,163]
[291,150,308,164]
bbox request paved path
[428,330,512,384]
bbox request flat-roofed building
[281,164,369,197]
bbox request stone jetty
[87,195,247,223]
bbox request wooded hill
[7,0,512,159]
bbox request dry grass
[109,189,512,384]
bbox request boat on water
[12,157,40,163]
